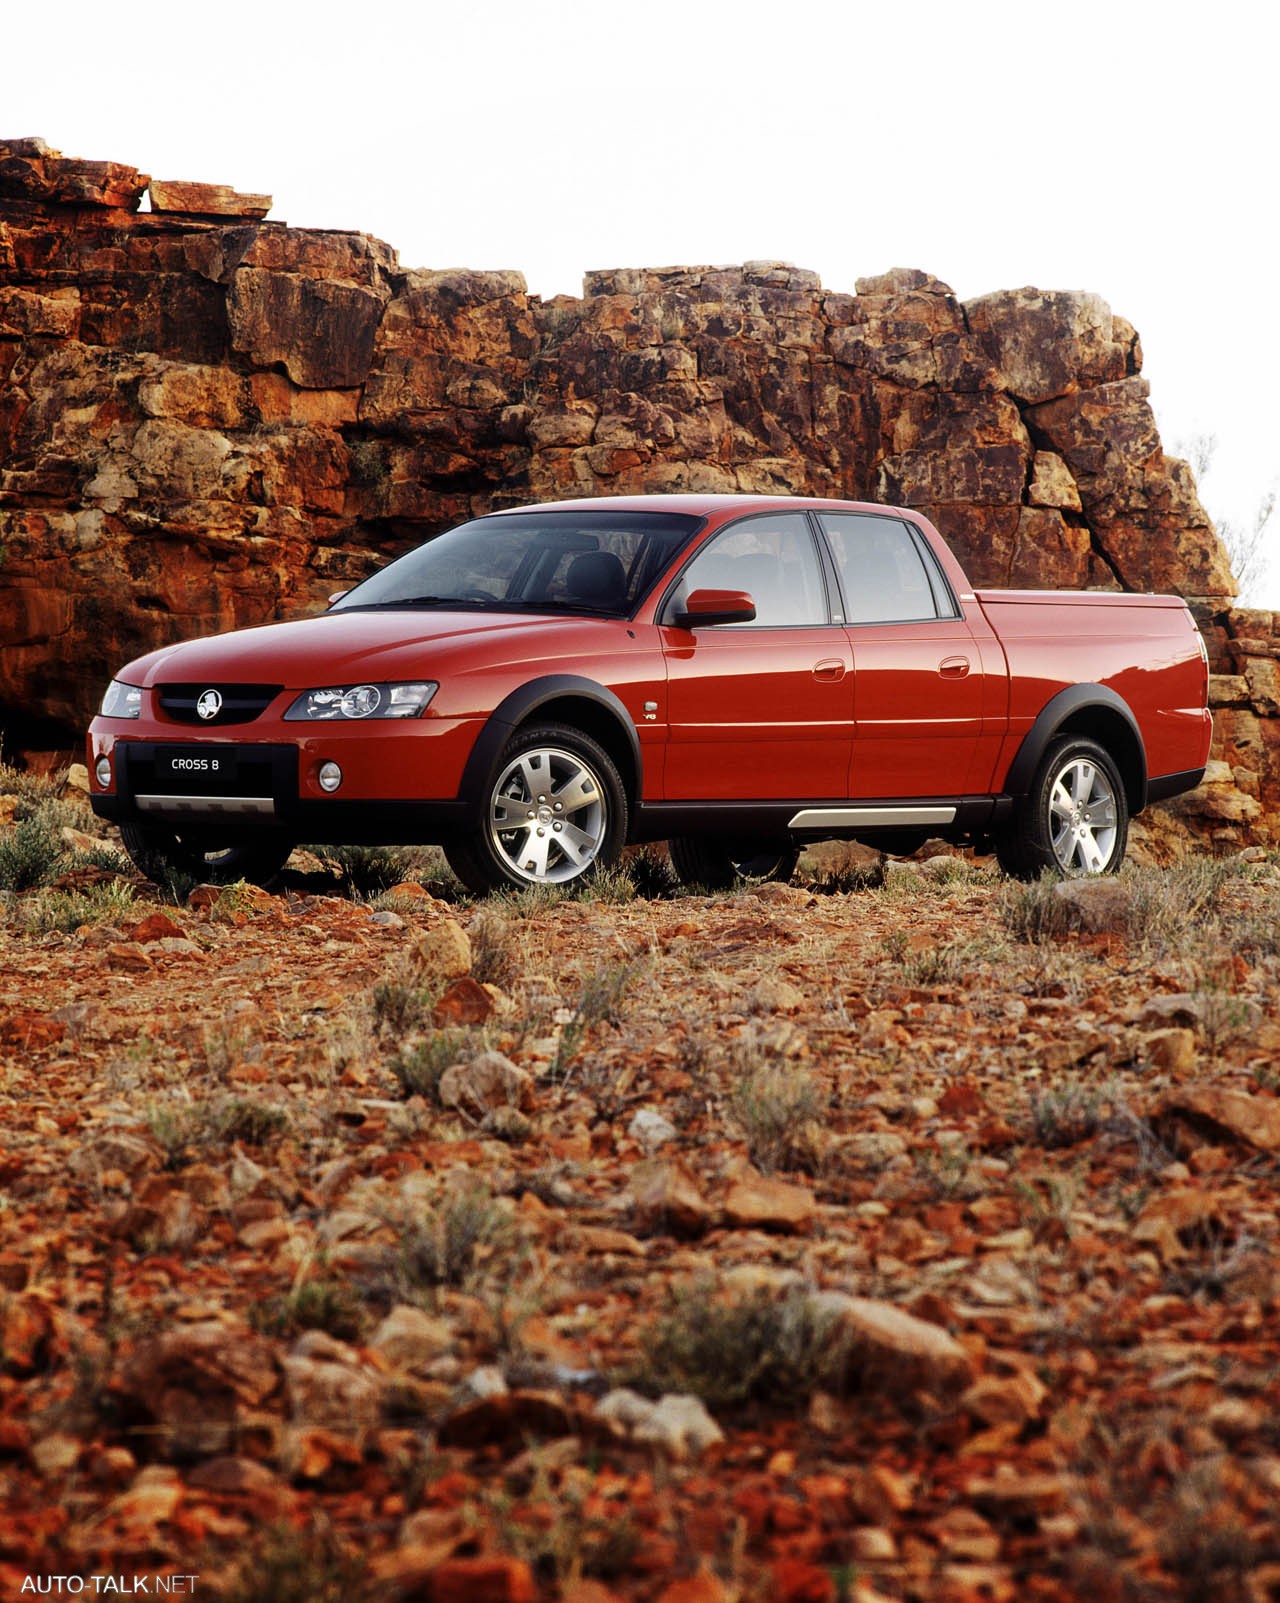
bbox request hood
[120,608,577,687]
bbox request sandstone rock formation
[1,138,1275,842]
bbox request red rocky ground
[1,773,1279,1602]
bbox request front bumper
[87,713,484,844]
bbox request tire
[444,722,628,894]
[668,836,799,891]
[995,734,1128,879]
[119,821,294,888]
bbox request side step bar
[787,805,957,830]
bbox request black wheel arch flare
[1004,684,1148,813]
[457,675,642,808]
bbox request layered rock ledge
[1,138,1274,844]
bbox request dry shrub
[468,907,519,988]
[371,948,440,1036]
[389,1028,475,1100]
[634,1280,847,1408]
[729,1030,825,1172]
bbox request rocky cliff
[1,138,1275,845]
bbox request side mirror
[327,589,350,607]
[675,587,756,628]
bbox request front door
[660,512,854,800]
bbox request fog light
[318,761,343,793]
[95,756,112,788]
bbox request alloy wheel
[488,745,608,884]
[1047,755,1119,874]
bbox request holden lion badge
[196,689,223,721]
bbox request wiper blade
[356,595,503,610]
[346,595,622,617]
[500,599,623,616]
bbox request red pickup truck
[87,494,1212,893]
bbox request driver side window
[674,514,827,627]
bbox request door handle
[812,658,847,683]
[939,656,970,678]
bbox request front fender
[456,675,642,804]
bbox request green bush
[0,815,62,891]
[11,880,136,933]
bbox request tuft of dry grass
[389,1028,476,1100]
[468,907,520,989]
[728,1032,826,1173]
[632,1280,848,1408]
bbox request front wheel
[668,836,799,891]
[119,821,294,888]
[444,722,628,894]
[995,735,1128,879]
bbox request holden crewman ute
[87,494,1213,893]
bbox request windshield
[331,509,704,617]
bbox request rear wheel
[668,836,799,891]
[119,821,293,888]
[444,722,628,895]
[995,734,1128,879]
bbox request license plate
[155,747,239,790]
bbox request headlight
[283,681,438,721]
[100,680,143,719]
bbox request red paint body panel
[90,609,669,803]
[976,590,1213,785]
[659,624,854,799]
[843,614,992,798]
[86,495,1212,840]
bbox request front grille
[158,683,282,725]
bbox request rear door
[659,512,854,800]
[815,511,992,799]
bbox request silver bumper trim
[135,794,277,817]
[788,805,957,830]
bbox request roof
[486,492,910,517]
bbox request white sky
[7,0,1278,601]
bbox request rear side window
[671,513,828,627]
[818,513,954,624]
